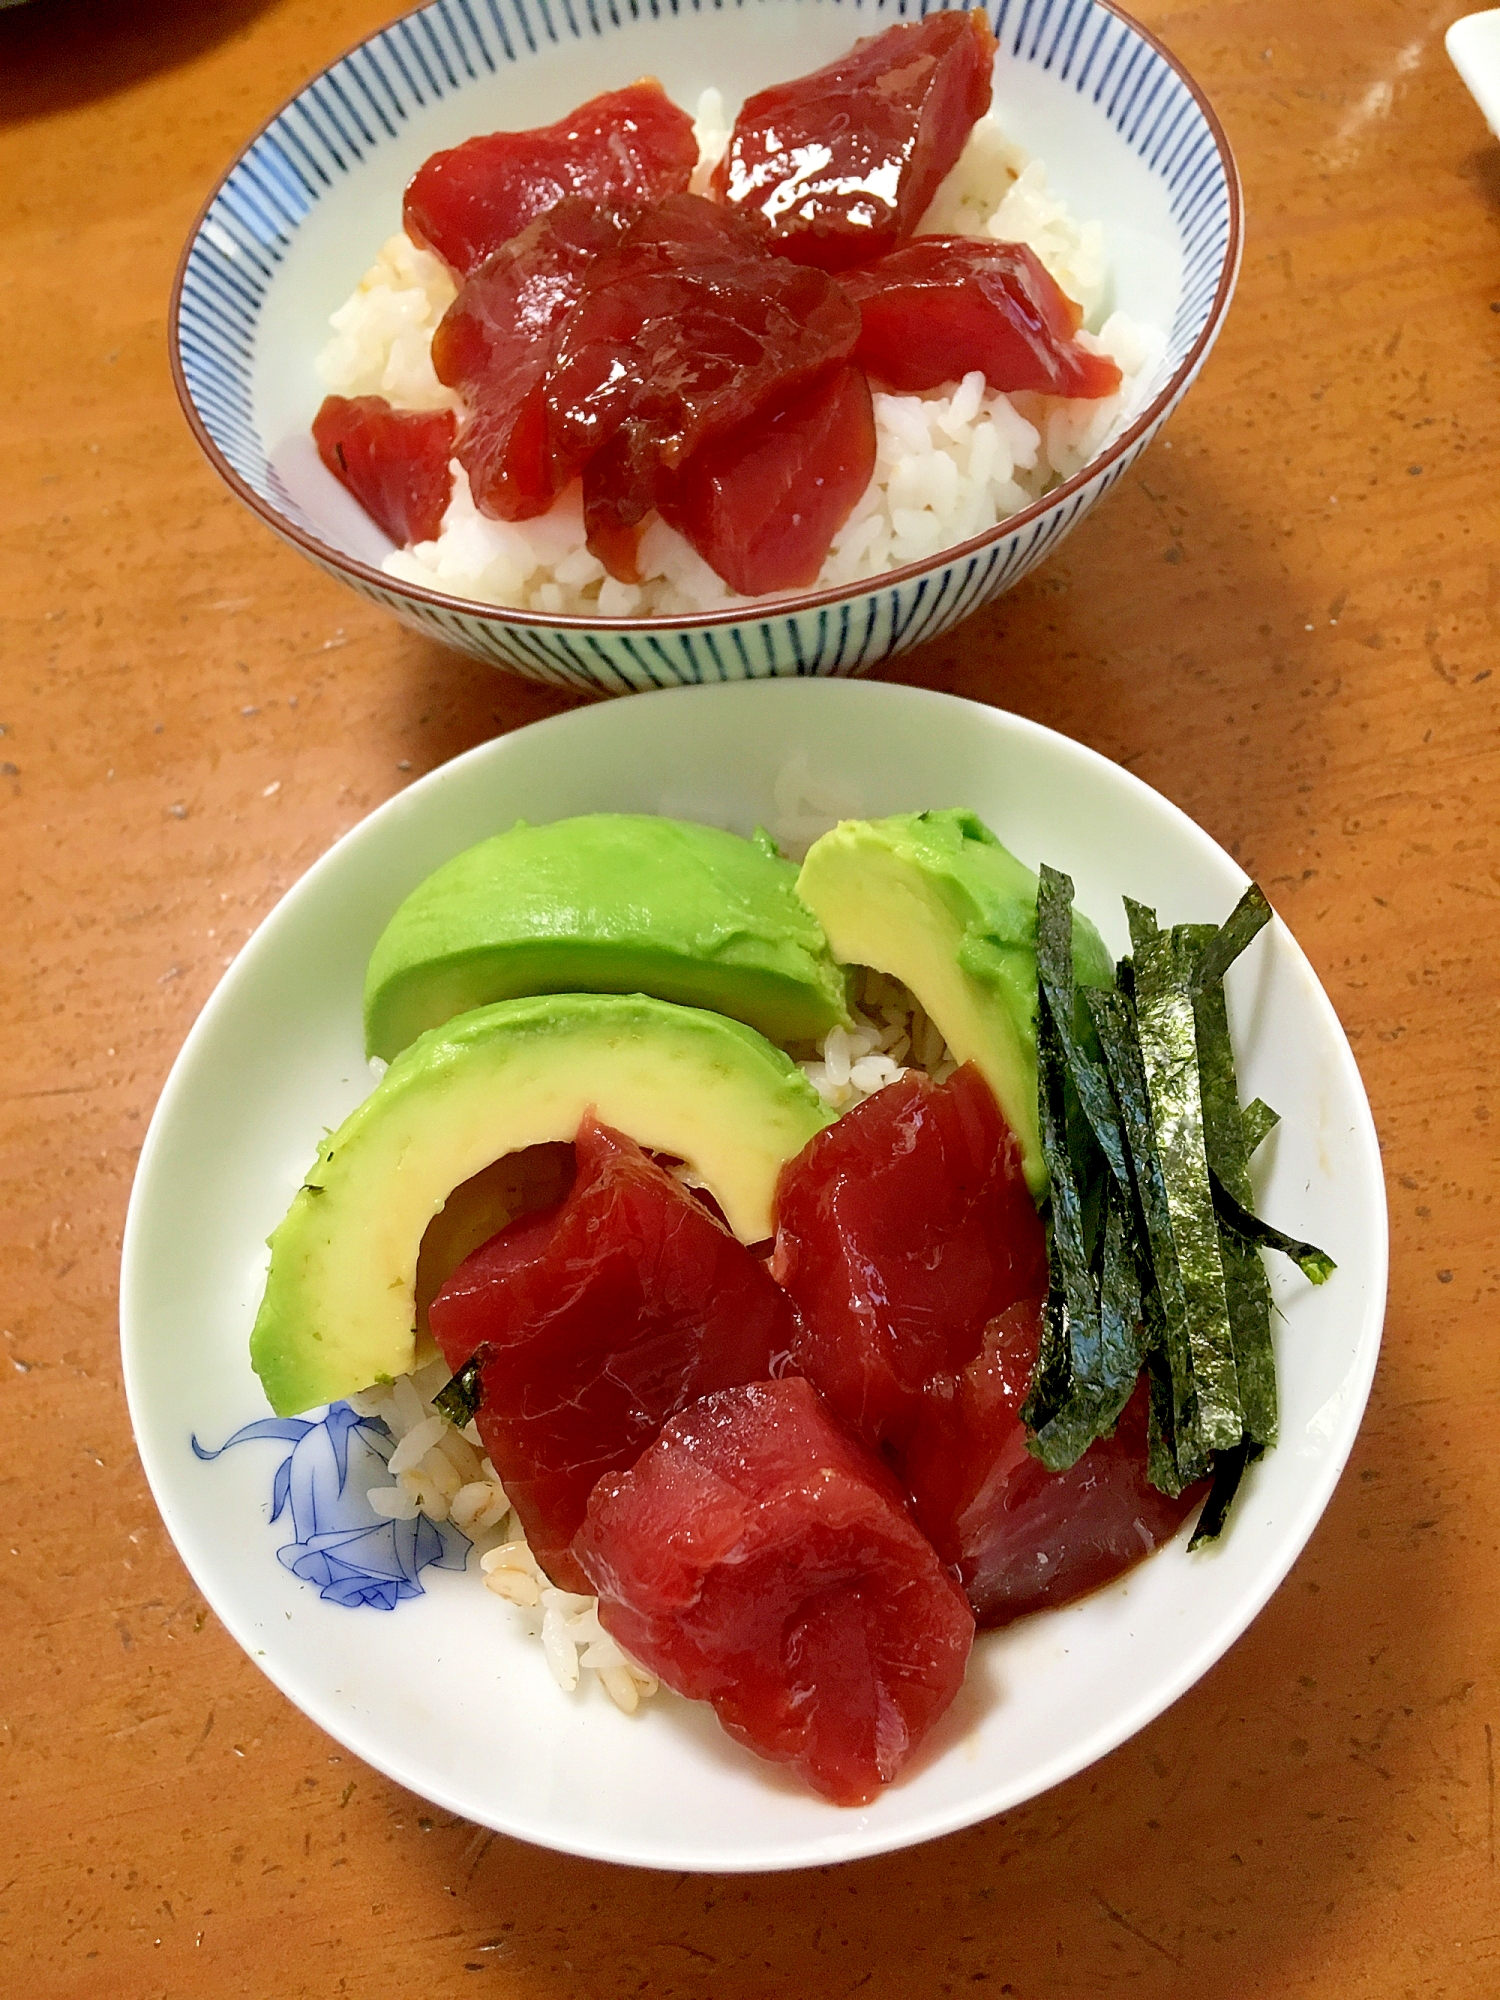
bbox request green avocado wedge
[251,993,837,1417]
[795,811,1114,1196]
[363,814,852,1062]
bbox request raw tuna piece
[660,362,876,596]
[771,1064,1048,1464]
[428,1116,799,1592]
[712,10,996,271]
[914,1306,1205,1626]
[403,80,698,279]
[544,195,861,579]
[840,239,1123,399]
[311,395,456,545]
[431,199,627,520]
[575,1377,974,1805]
[773,1063,1201,1623]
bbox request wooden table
[3,1,1494,1991]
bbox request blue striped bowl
[171,0,1241,695]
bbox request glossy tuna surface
[842,239,1123,399]
[311,395,456,545]
[712,10,996,270]
[403,80,697,279]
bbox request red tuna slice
[841,239,1124,400]
[427,1115,800,1593]
[574,1377,974,1806]
[403,79,698,279]
[771,1063,1048,1462]
[544,195,862,579]
[772,1064,1198,1620]
[712,10,996,272]
[915,1305,1206,1627]
[431,199,627,520]
[312,395,456,545]
[658,362,876,596]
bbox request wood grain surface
[2,1,1495,1992]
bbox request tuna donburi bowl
[121,682,1385,1868]
[171,0,1241,690]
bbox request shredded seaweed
[1084,983,1207,1487]
[1210,1172,1337,1285]
[1242,1098,1280,1154]
[1031,1173,1145,1468]
[1188,1439,1265,1549]
[433,1349,489,1429]
[1095,1174,1148,1422]
[1144,1342,1187,1498]
[1036,867,1130,1194]
[1191,882,1273,994]
[1187,929,1278,1449]
[1022,988,1094,1439]
[1125,897,1160,955]
[1132,925,1243,1455]
[1025,870,1330,1547]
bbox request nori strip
[1031,1170,1144,1468]
[1026,869,1325,1544]
[1125,896,1161,956]
[1097,1176,1147,1412]
[1191,882,1273,994]
[1209,1171,1337,1285]
[1132,926,1243,1455]
[1188,1439,1265,1549]
[1085,983,1211,1487]
[1023,985,1097,1438]
[1144,1342,1186,1497]
[433,1348,489,1428]
[1187,928,1278,1449]
[1035,866,1131,1195]
[1242,1098,1280,1154]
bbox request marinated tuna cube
[660,362,876,596]
[403,79,697,279]
[841,239,1124,400]
[772,1064,1048,1466]
[428,1115,799,1592]
[544,195,862,579]
[712,11,996,271]
[575,1377,975,1805]
[431,199,627,521]
[312,394,456,545]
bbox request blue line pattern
[176,0,1235,690]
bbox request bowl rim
[169,0,1244,635]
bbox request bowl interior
[121,682,1385,1872]
[177,0,1232,587]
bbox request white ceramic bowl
[121,681,1385,1871]
[170,0,1241,693]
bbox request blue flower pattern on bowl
[193,1400,469,1609]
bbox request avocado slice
[251,992,837,1417]
[795,811,1114,1196]
[363,814,852,1062]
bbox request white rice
[798,967,955,1113]
[316,93,1165,616]
[349,1354,660,1712]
